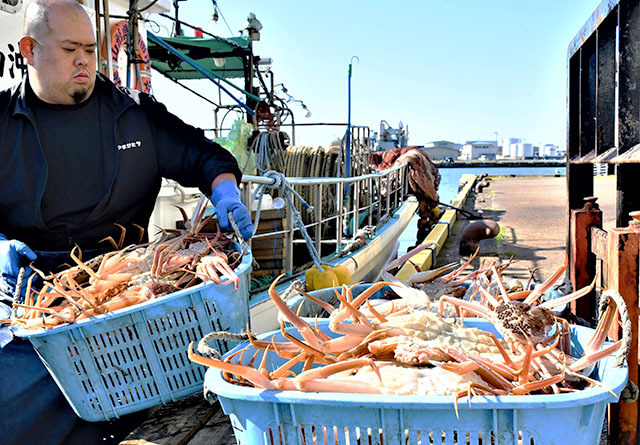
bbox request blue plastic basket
[203,319,628,445]
[12,247,252,422]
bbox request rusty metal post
[569,196,602,320]
[607,211,640,445]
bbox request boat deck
[120,175,618,445]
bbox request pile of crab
[190,256,625,417]
[10,199,243,330]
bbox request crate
[251,208,287,277]
[12,246,252,422]
[203,319,628,445]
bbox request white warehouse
[459,141,498,160]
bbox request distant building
[459,141,497,160]
[541,144,558,158]
[502,138,521,157]
[510,142,533,158]
[502,138,561,159]
[422,140,461,160]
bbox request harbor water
[397,166,567,254]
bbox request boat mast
[97,0,113,80]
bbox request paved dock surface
[120,175,618,445]
[438,175,616,284]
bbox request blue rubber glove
[0,234,37,297]
[210,180,254,240]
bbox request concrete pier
[436,175,617,283]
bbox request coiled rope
[253,131,286,175]
[252,170,326,272]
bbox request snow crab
[11,197,242,329]
[189,274,625,419]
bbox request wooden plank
[121,395,216,445]
[251,208,286,221]
[596,12,617,155]
[255,219,285,233]
[618,0,640,153]
[569,200,602,319]
[252,248,285,260]
[568,52,580,160]
[591,226,609,260]
[567,164,594,267]
[251,237,284,250]
[606,227,639,445]
[199,216,286,234]
[188,400,237,445]
[252,268,286,278]
[254,259,285,270]
[580,35,597,157]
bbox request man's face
[28,8,97,104]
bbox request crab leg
[491,265,510,304]
[437,296,491,319]
[293,358,383,393]
[188,342,280,390]
[523,252,568,305]
[538,273,597,310]
[269,275,325,351]
[405,262,458,285]
[382,242,437,273]
[454,382,505,419]
[511,357,566,395]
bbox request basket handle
[598,289,638,402]
[598,289,631,369]
[197,330,254,360]
[228,212,250,256]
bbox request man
[0,0,253,443]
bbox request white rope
[10,267,26,319]
[252,170,326,272]
[197,330,253,360]
[598,289,632,369]
[598,289,638,402]
[253,132,286,175]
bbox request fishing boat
[145,18,423,332]
[0,0,435,336]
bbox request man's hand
[0,235,37,297]
[210,181,254,240]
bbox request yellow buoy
[304,265,320,291]
[313,270,339,290]
[331,265,352,286]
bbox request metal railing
[241,162,410,274]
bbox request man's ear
[19,36,37,65]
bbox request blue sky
[149,1,602,148]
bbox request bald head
[20,0,97,104]
[24,0,88,41]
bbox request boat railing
[241,162,410,274]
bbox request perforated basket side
[219,398,611,445]
[25,249,251,421]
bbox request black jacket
[0,74,241,251]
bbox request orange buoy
[103,21,152,94]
